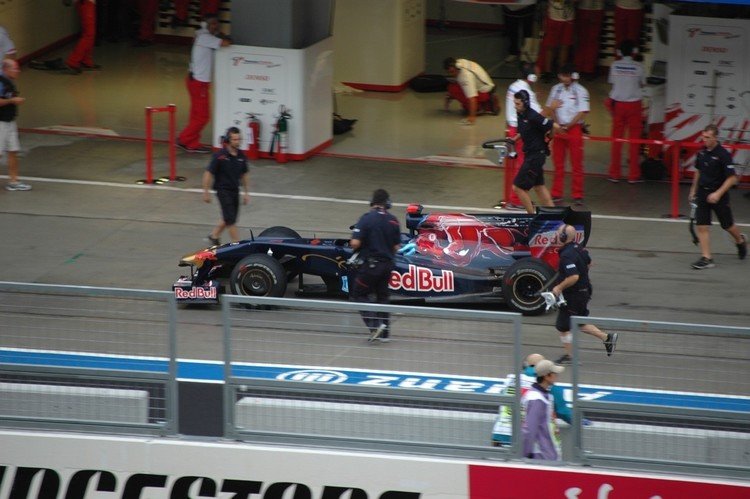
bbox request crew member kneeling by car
[350,189,402,343]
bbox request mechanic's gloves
[398,242,417,256]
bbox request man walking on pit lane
[688,124,747,269]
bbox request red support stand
[138,104,185,184]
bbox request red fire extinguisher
[246,114,260,160]
[269,106,291,164]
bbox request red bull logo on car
[174,286,218,300]
[389,265,455,292]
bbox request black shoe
[604,332,618,357]
[606,177,620,184]
[81,63,102,71]
[691,257,714,270]
[206,235,220,246]
[555,354,572,365]
[737,234,747,260]
[552,196,564,204]
[493,200,504,210]
[573,197,585,206]
[61,64,82,75]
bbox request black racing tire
[229,254,287,298]
[258,226,301,239]
[501,258,556,316]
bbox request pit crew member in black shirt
[202,127,250,245]
[510,90,558,214]
[551,224,618,365]
[688,124,747,270]
[350,189,402,343]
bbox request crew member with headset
[550,224,618,365]
[202,127,250,246]
[607,39,645,183]
[443,57,500,125]
[510,89,558,214]
[350,189,402,343]
[496,62,542,210]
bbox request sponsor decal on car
[389,265,454,292]
[174,287,218,300]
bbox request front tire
[230,254,287,297]
[501,258,556,315]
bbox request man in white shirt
[177,14,231,153]
[496,62,542,210]
[443,57,499,125]
[546,64,590,204]
[607,39,645,183]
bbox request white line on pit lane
[6,175,750,227]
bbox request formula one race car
[173,205,591,315]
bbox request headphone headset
[515,90,530,109]
[370,189,392,210]
[559,224,573,243]
[520,62,538,83]
[222,126,241,144]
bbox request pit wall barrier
[0,431,748,499]
[1,283,749,483]
[499,135,750,219]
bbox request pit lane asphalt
[2,134,749,394]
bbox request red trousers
[178,76,211,149]
[614,7,644,49]
[138,0,159,42]
[505,126,523,205]
[574,9,604,74]
[447,83,493,113]
[551,124,585,199]
[174,0,220,20]
[609,100,643,181]
[66,0,96,68]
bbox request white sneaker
[6,182,32,191]
[368,324,388,343]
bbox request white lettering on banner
[174,287,217,300]
[277,370,348,384]
[389,265,455,292]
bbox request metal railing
[220,295,523,459]
[1,281,748,478]
[0,282,178,436]
[570,316,750,478]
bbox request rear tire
[258,226,301,239]
[502,258,555,315]
[230,254,287,298]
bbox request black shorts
[555,290,590,332]
[216,189,240,225]
[513,152,546,191]
[695,189,734,229]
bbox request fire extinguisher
[246,114,260,160]
[269,106,292,164]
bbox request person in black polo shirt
[350,189,402,343]
[551,224,617,365]
[688,124,747,270]
[510,90,558,214]
[202,127,250,245]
